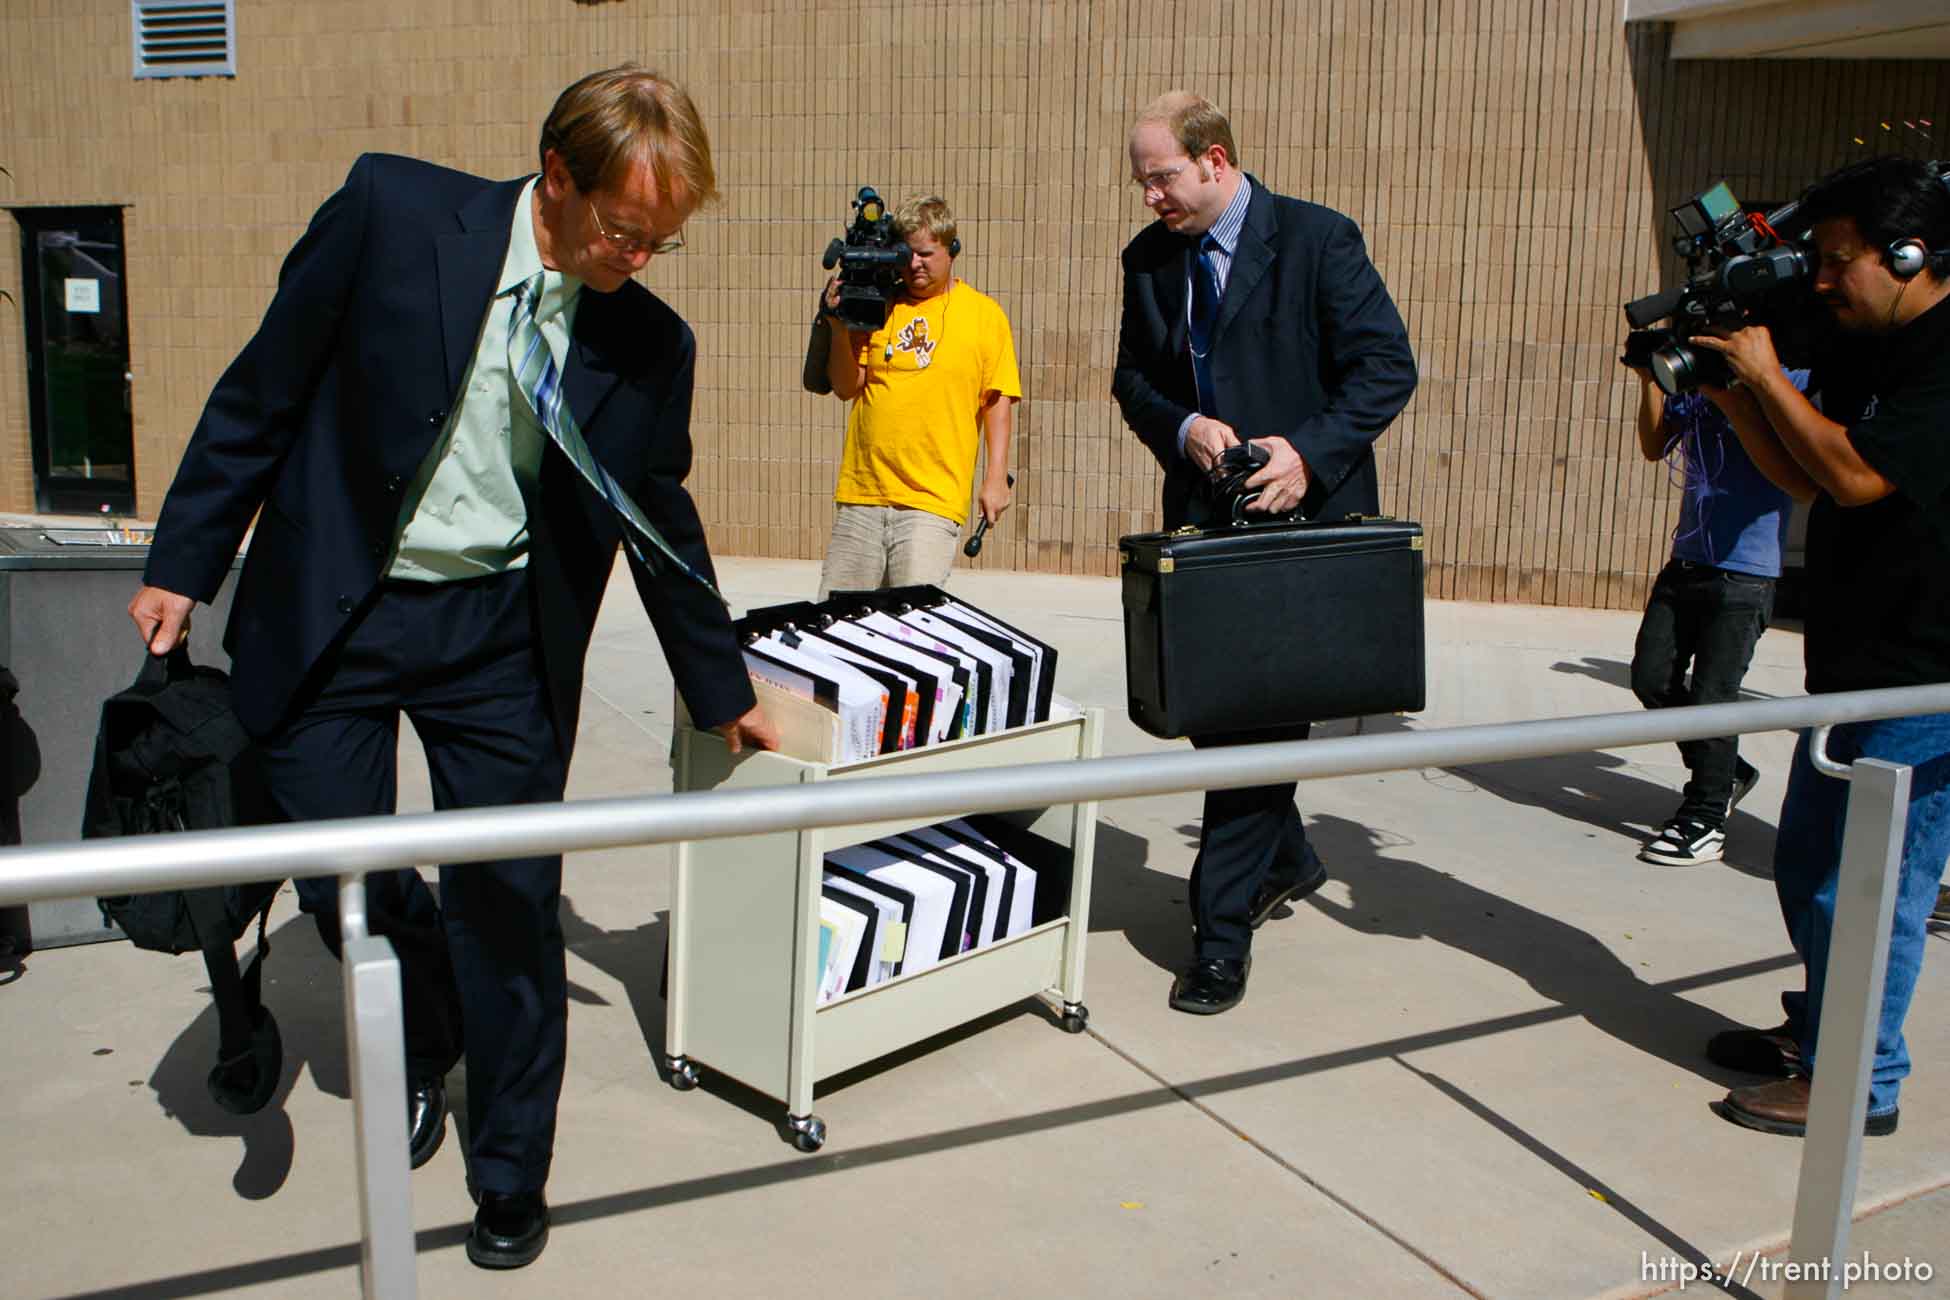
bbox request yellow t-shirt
[834,279,1021,526]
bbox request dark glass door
[17,207,135,514]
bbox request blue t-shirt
[1662,373,1804,577]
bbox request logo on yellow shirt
[892,315,938,369]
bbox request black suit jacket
[145,153,755,749]
[1112,176,1417,528]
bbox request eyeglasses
[589,199,684,256]
[1132,163,1190,197]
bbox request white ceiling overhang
[1624,0,1950,59]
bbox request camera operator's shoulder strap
[802,291,835,396]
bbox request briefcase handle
[1224,492,1306,528]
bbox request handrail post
[339,871,419,1299]
[1783,757,1909,1300]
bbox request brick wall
[1,0,1944,607]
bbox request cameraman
[817,195,1021,600]
[1688,156,1950,1139]
[1623,355,1803,867]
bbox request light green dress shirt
[389,176,582,581]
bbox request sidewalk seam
[1083,1026,1489,1299]
[1609,1174,1950,1300]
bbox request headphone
[948,236,962,258]
[1889,238,1928,279]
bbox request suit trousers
[262,568,569,1195]
[1189,723,1320,959]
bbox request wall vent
[132,1,235,80]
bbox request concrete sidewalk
[5,556,1947,1298]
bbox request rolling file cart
[664,694,1102,1151]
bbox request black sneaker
[1932,885,1950,925]
[1640,818,1725,866]
[1728,760,1760,814]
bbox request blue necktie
[1188,235,1221,413]
[508,273,724,604]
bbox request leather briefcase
[1119,517,1425,739]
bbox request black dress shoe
[467,1190,549,1269]
[1706,1021,1802,1078]
[1169,956,1250,1015]
[408,1078,447,1171]
[1249,858,1329,930]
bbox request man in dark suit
[1113,91,1416,1015]
[128,66,775,1268]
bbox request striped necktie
[508,272,723,604]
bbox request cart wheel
[1059,1002,1089,1034]
[664,1054,700,1091]
[787,1113,826,1153]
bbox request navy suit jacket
[1112,176,1417,528]
[145,153,755,748]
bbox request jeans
[1631,559,1775,825]
[1774,715,1950,1114]
[818,503,962,601]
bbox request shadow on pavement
[1394,1056,1764,1300]
[63,945,1798,1299]
[144,909,346,1201]
[1304,812,1766,1087]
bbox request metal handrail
[5,681,1947,1300]
[5,684,1948,902]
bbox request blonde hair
[1134,91,1240,170]
[538,65,719,208]
[893,194,959,251]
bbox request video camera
[1622,180,1817,395]
[821,186,910,331]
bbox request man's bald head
[1131,91,1240,171]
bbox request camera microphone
[963,473,1015,557]
[1625,285,1687,329]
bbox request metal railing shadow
[50,951,1801,1300]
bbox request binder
[890,827,1011,946]
[822,622,955,745]
[936,597,1058,723]
[821,873,901,985]
[747,637,885,763]
[784,633,912,754]
[803,633,919,751]
[867,836,981,957]
[925,819,1038,939]
[816,893,869,1002]
[956,815,1063,928]
[824,843,958,976]
[900,609,1018,732]
[823,861,917,976]
[859,612,986,738]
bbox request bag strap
[801,296,836,396]
[131,645,193,692]
[182,886,275,1063]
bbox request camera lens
[1651,342,1730,395]
[1650,344,1698,396]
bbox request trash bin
[0,526,242,949]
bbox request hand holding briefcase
[1119,515,1426,740]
